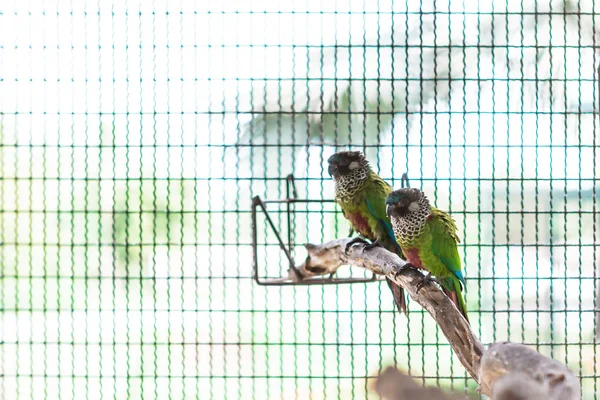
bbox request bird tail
[386,278,407,314]
[442,278,469,323]
[380,238,408,314]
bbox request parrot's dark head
[327,151,369,178]
[385,188,429,219]
[327,151,371,200]
[386,188,431,242]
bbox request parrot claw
[363,239,384,251]
[413,272,438,294]
[344,237,369,254]
[393,262,415,280]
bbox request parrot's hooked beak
[387,202,410,217]
[328,164,337,177]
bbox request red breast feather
[346,211,374,239]
[402,247,425,269]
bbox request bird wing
[364,178,408,313]
[428,209,465,287]
[363,177,402,253]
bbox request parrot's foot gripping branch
[392,262,415,280]
[412,271,440,294]
[392,263,438,294]
[344,237,384,255]
[344,236,368,254]
[362,239,384,251]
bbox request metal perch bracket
[251,173,410,286]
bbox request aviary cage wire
[0,0,599,399]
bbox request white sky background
[1,0,600,399]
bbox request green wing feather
[428,209,468,322]
[355,174,407,313]
[428,208,464,286]
[364,177,402,252]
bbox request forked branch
[296,238,580,399]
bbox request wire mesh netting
[1,0,599,398]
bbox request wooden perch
[297,238,581,399]
[297,238,484,381]
[287,242,348,281]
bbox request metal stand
[251,173,410,285]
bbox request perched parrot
[327,151,407,313]
[385,188,469,322]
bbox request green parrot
[385,188,469,322]
[327,151,407,313]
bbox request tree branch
[296,238,484,381]
[297,238,581,399]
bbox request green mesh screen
[1,0,599,399]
